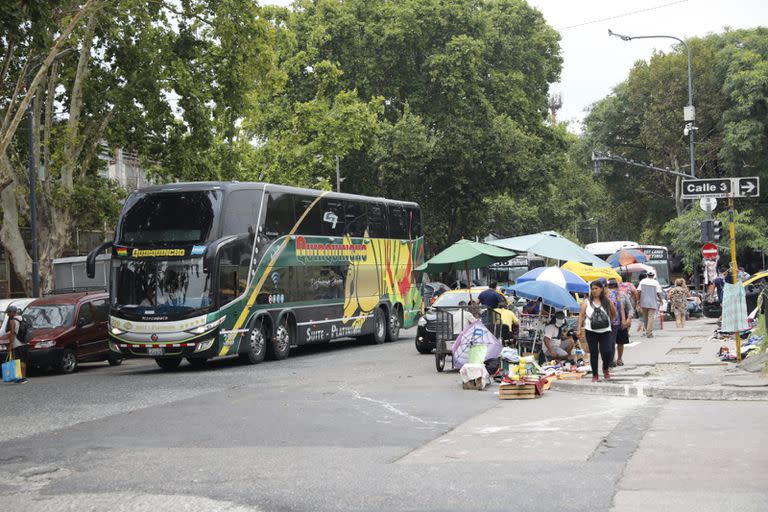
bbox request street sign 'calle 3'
[681,177,760,200]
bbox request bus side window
[368,203,388,238]
[294,196,322,235]
[344,201,367,238]
[264,193,295,238]
[389,205,408,240]
[406,207,422,239]
[223,190,259,236]
[322,199,345,238]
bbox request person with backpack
[577,279,617,382]
[5,306,29,384]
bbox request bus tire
[270,315,293,360]
[187,357,207,369]
[240,319,268,365]
[155,357,182,370]
[386,305,402,342]
[364,306,387,345]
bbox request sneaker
[609,361,616,368]
[647,333,654,338]
[14,378,28,384]
[604,370,611,380]
[591,375,599,383]
[617,359,624,366]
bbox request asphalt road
[1,326,767,511]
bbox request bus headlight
[194,338,215,352]
[186,317,225,335]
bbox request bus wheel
[386,306,401,342]
[364,307,387,345]
[155,357,182,370]
[240,319,267,364]
[270,317,293,360]
[187,357,207,369]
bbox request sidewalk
[552,317,768,400]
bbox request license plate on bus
[147,347,165,356]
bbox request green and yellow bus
[87,182,424,369]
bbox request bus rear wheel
[155,357,182,370]
[240,319,267,364]
[269,317,293,360]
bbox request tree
[0,0,277,294]
[256,0,564,249]
[661,206,768,273]
[582,28,768,245]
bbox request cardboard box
[463,377,484,390]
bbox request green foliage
[583,28,768,245]
[661,207,768,273]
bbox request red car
[19,291,121,373]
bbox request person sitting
[541,311,574,362]
[523,298,541,315]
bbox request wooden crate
[499,383,537,400]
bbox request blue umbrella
[506,281,580,312]
[516,266,589,294]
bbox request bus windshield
[117,190,222,244]
[111,259,213,319]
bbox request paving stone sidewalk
[553,316,768,400]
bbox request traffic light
[712,220,723,242]
[700,220,713,243]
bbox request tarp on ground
[451,319,503,370]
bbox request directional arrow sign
[681,178,732,199]
[734,177,759,198]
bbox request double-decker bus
[87,182,424,369]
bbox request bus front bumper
[108,336,218,359]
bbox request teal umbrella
[487,231,611,268]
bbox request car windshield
[25,305,75,328]
[111,258,212,319]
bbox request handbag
[2,355,22,382]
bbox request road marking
[342,384,444,427]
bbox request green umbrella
[416,240,516,295]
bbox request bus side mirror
[86,241,113,278]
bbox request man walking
[637,270,662,338]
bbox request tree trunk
[0,158,32,294]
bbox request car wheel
[269,317,293,360]
[57,349,78,374]
[386,306,401,342]
[415,337,433,354]
[155,357,182,370]
[239,319,267,365]
[107,355,123,366]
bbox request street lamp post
[608,29,696,178]
[24,70,40,298]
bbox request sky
[263,0,767,130]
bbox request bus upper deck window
[344,201,367,238]
[368,203,388,238]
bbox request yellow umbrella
[561,261,622,283]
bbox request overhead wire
[557,0,689,31]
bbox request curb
[550,380,768,401]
